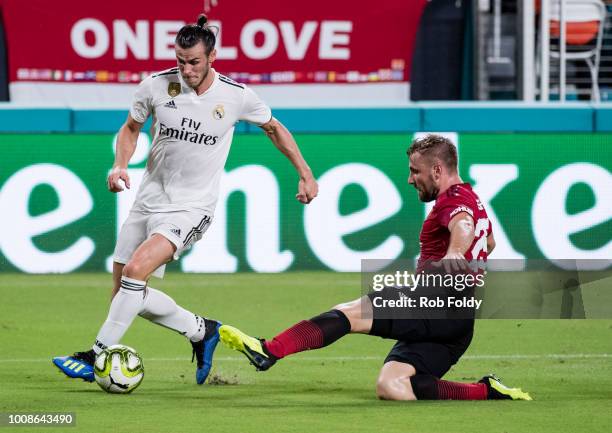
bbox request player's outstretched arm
[108,114,143,192]
[260,117,318,204]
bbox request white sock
[139,287,205,342]
[93,276,146,354]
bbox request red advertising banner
[2,0,426,86]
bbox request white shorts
[113,209,212,278]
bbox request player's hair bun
[197,14,208,28]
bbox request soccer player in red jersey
[220,134,532,401]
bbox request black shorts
[367,291,474,378]
[379,320,473,378]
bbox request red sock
[264,320,323,358]
[264,310,351,359]
[436,380,488,400]
[411,374,488,400]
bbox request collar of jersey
[179,68,219,97]
[435,182,472,203]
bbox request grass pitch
[1,272,611,433]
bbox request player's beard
[417,179,439,202]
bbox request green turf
[0,272,611,433]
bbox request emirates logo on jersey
[213,104,225,120]
[159,117,219,146]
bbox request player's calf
[409,374,490,400]
[263,309,352,359]
[376,373,488,401]
[255,297,373,360]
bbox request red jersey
[417,183,492,271]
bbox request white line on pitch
[1,353,611,363]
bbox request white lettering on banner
[183,165,293,272]
[241,20,279,60]
[304,163,403,272]
[71,18,109,59]
[154,21,184,60]
[70,18,351,61]
[114,20,149,60]
[319,21,352,59]
[532,163,612,270]
[0,164,94,272]
[470,164,525,270]
[279,21,318,60]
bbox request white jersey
[129,68,271,214]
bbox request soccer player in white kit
[52,14,318,385]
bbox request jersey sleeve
[129,76,153,124]
[436,195,476,228]
[239,86,272,126]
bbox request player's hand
[107,167,131,192]
[435,251,469,274]
[296,175,318,204]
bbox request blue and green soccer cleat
[52,351,96,382]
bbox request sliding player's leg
[219,295,374,371]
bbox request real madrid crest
[213,105,225,120]
[168,82,181,98]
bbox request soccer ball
[94,345,144,394]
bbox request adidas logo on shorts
[164,100,177,109]
[170,228,181,237]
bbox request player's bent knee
[376,361,418,400]
[122,261,147,280]
[375,378,393,400]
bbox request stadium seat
[547,0,607,101]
